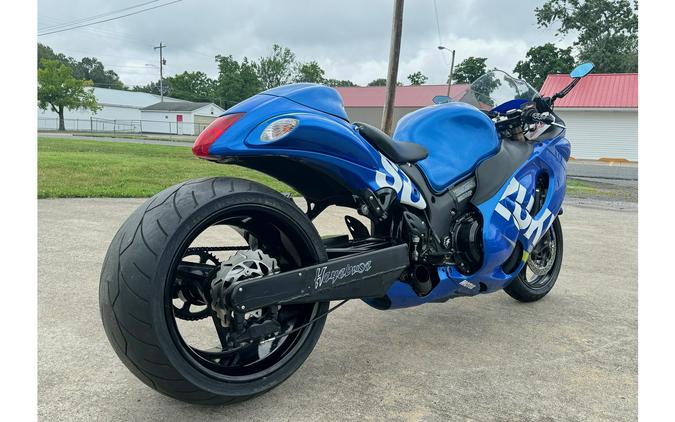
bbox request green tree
[325,79,357,87]
[38,59,100,131]
[535,0,638,72]
[131,81,162,95]
[407,71,428,85]
[367,78,387,86]
[295,61,326,83]
[256,44,296,89]
[166,71,216,102]
[71,57,125,89]
[215,55,263,107]
[513,43,576,89]
[451,57,488,84]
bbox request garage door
[555,109,638,161]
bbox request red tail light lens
[192,113,244,158]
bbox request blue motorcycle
[100,63,594,404]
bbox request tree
[215,55,263,108]
[38,59,100,131]
[367,78,388,86]
[132,81,162,95]
[407,71,428,85]
[325,79,357,87]
[166,71,216,102]
[295,61,326,83]
[38,44,126,89]
[513,43,575,89]
[451,57,488,84]
[256,44,296,89]
[71,57,125,90]
[535,0,638,72]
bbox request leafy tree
[71,57,125,90]
[325,79,357,87]
[535,0,638,72]
[166,71,216,102]
[256,44,296,89]
[215,55,263,107]
[38,59,100,131]
[131,81,162,95]
[38,44,126,89]
[367,78,387,86]
[295,61,326,83]
[513,43,575,89]
[407,71,428,85]
[450,57,488,84]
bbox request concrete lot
[38,198,637,421]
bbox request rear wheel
[99,177,329,404]
[504,218,563,302]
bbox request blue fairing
[394,102,500,192]
[375,133,571,309]
[261,83,349,121]
[207,84,427,209]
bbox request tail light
[192,113,244,158]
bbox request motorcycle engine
[451,212,483,275]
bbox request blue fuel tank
[393,102,500,192]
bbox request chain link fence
[38,117,210,135]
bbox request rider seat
[354,122,428,164]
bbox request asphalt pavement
[38,197,637,421]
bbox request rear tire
[99,177,328,404]
[504,218,563,303]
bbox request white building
[540,73,638,161]
[37,87,224,135]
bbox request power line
[432,0,449,66]
[38,0,183,36]
[38,1,163,32]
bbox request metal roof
[89,87,182,108]
[335,84,471,108]
[141,101,212,112]
[539,73,638,108]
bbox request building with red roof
[335,84,470,129]
[540,73,638,161]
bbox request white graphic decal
[495,178,555,249]
[374,154,427,209]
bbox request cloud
[38,0,571,86]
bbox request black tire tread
[99,177,322,405]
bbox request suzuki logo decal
[495,178,554,248]
[375,154,427,210]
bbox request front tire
[504,218,563,302]
[99,177,329,404]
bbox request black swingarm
[225,244,409,312]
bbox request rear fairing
[207,92,427,208]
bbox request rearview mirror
[570,62,594,79]
[432,95,451,104]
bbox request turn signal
[192,113,244,158]
[260,118,299,142]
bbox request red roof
[335,84,470,108]
[539,73,637,108]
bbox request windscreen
[458,70,539,111]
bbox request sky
[37,0,574,87]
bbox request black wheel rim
[164,204,321,381]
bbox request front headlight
[260,118,299,142]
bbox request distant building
[335,84,470,128]
[540,73,638,161]
[37,87,225,135]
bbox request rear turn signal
[192,113,244,158]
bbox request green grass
[38,137,292,198]
[38,137,635,202]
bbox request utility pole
[381,0,404,135]
[154,42,166,102]
[438,46,455,98]
[447,49,455,97]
